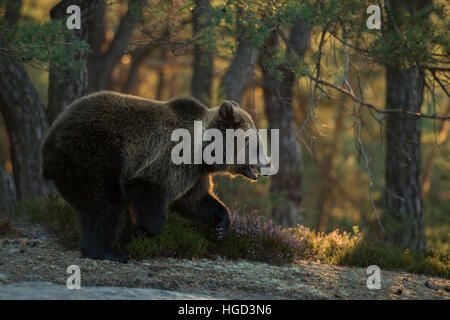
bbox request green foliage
[205,0,305,58]
[295,226,449,278]
[16,193,80,248]
[339,242,448,278]
[0,18,90,72]
[204,0,449,78]
[425,204,450,255]
[127,213,210,260]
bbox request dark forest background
[0,0,448,256]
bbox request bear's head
[207,100,272,181]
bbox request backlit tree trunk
[262,24,310,227]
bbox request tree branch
[313,77,450,121]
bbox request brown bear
[41,91,270,262]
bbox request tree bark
[219,8,261,103]
[47,0,99,124]
[261,24,310,227]
[220,36,259,103]
[87,2,106,93]
[383,0,429,250]
[385,66,426,250]
[191,0,213,104]
[155,48,168,100]
[0,0,51,199]
[87,0,146,92]
[122,46,154,94]
[4,0,22,26]
[0,62,50,199]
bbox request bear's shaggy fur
[41,91,266,262]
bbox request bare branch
[311,77,450,121]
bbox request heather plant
[219,211,307,264]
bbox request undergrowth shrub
[294,225,449,278]
[16,193,80,248]
[127,213,210,260]
[220,211,306,264]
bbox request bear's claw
[215,226,226,240]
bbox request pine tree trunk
[192,0,213,104]
[262,24,310,227]
[385,66,426,250]
[220,8,259,103]
[0,62,51,199]
[87,2,106,93]
[86,0,146,93]
[47,0,99,124]
[0,0,50,199]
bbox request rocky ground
[0,222,449,300]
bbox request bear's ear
[229,100,241,108]
[219,101,236,121]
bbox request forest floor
[0,222,449,300]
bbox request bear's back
[42,91,211,181]
[55,91,208,130]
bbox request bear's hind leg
[125,179,169,238]
[54,178,128,262]
[78,201,128,263]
